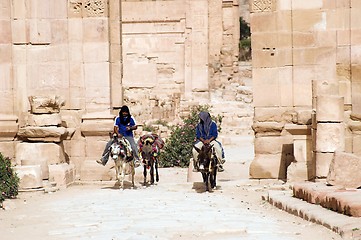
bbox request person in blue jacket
[97,105,140,167]
[192,111,225,172]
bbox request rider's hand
[126,126,130,131]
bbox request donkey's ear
[194,145,201,153]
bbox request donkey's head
[194,143,213,171]
[110,134,126,160]
[141,137,157,167]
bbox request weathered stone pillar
[188,0,209,98]
[314,95,344,178]
[109,0,123,109]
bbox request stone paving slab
[265,190,361,240]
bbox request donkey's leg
[143,165,147,185]
[201,172,207,183]
[155,159,159,182]
[115,161,121,188]
[150,162,154,184]
[201,172,209,191]
[210,169,217,189]
[121,162,126,189]
[115,162,119,181]
[131,163,135,188]
[213,167,218,188]
[205,173,210,192]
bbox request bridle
[110,134,126,160]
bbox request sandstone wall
[249,0,361,181]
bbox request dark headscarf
[119,105,131,125]
[198,111,212,137]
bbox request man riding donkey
[97,105,141,167]
[192,111,225,172]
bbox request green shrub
[154,119,168,126]
[240,17,250,40]
[239,17,252,61]
[159,105,222,168]
[143,124,156,132]
[0,153,19,204]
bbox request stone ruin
[14,96,75,191]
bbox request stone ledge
[292,182,361,217]
[0,114,19,140]
[265,190,361,240]
[284,124,311,135]
[17,126,67,142]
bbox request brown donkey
[193,143,218,192]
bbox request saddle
[138,134,164,155]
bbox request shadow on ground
[192,182,222,193]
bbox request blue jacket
[114,116,137,137]
[196,121,218,140]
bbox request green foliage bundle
[0,153,19,204]
[239,17,252,61]
[159,105,222,168]
[240,17,250,39]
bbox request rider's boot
[96,156,107,166]
[96,159,105,166]
[217,157,225,172]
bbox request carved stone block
[250,0,275,13]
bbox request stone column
[220,0,239,84]
[109,0,123,109]
[187,0,209,99]
[1,0,15,114]
[314,95,345,178]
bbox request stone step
[266,190,361,239]
[292,182,361,217]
